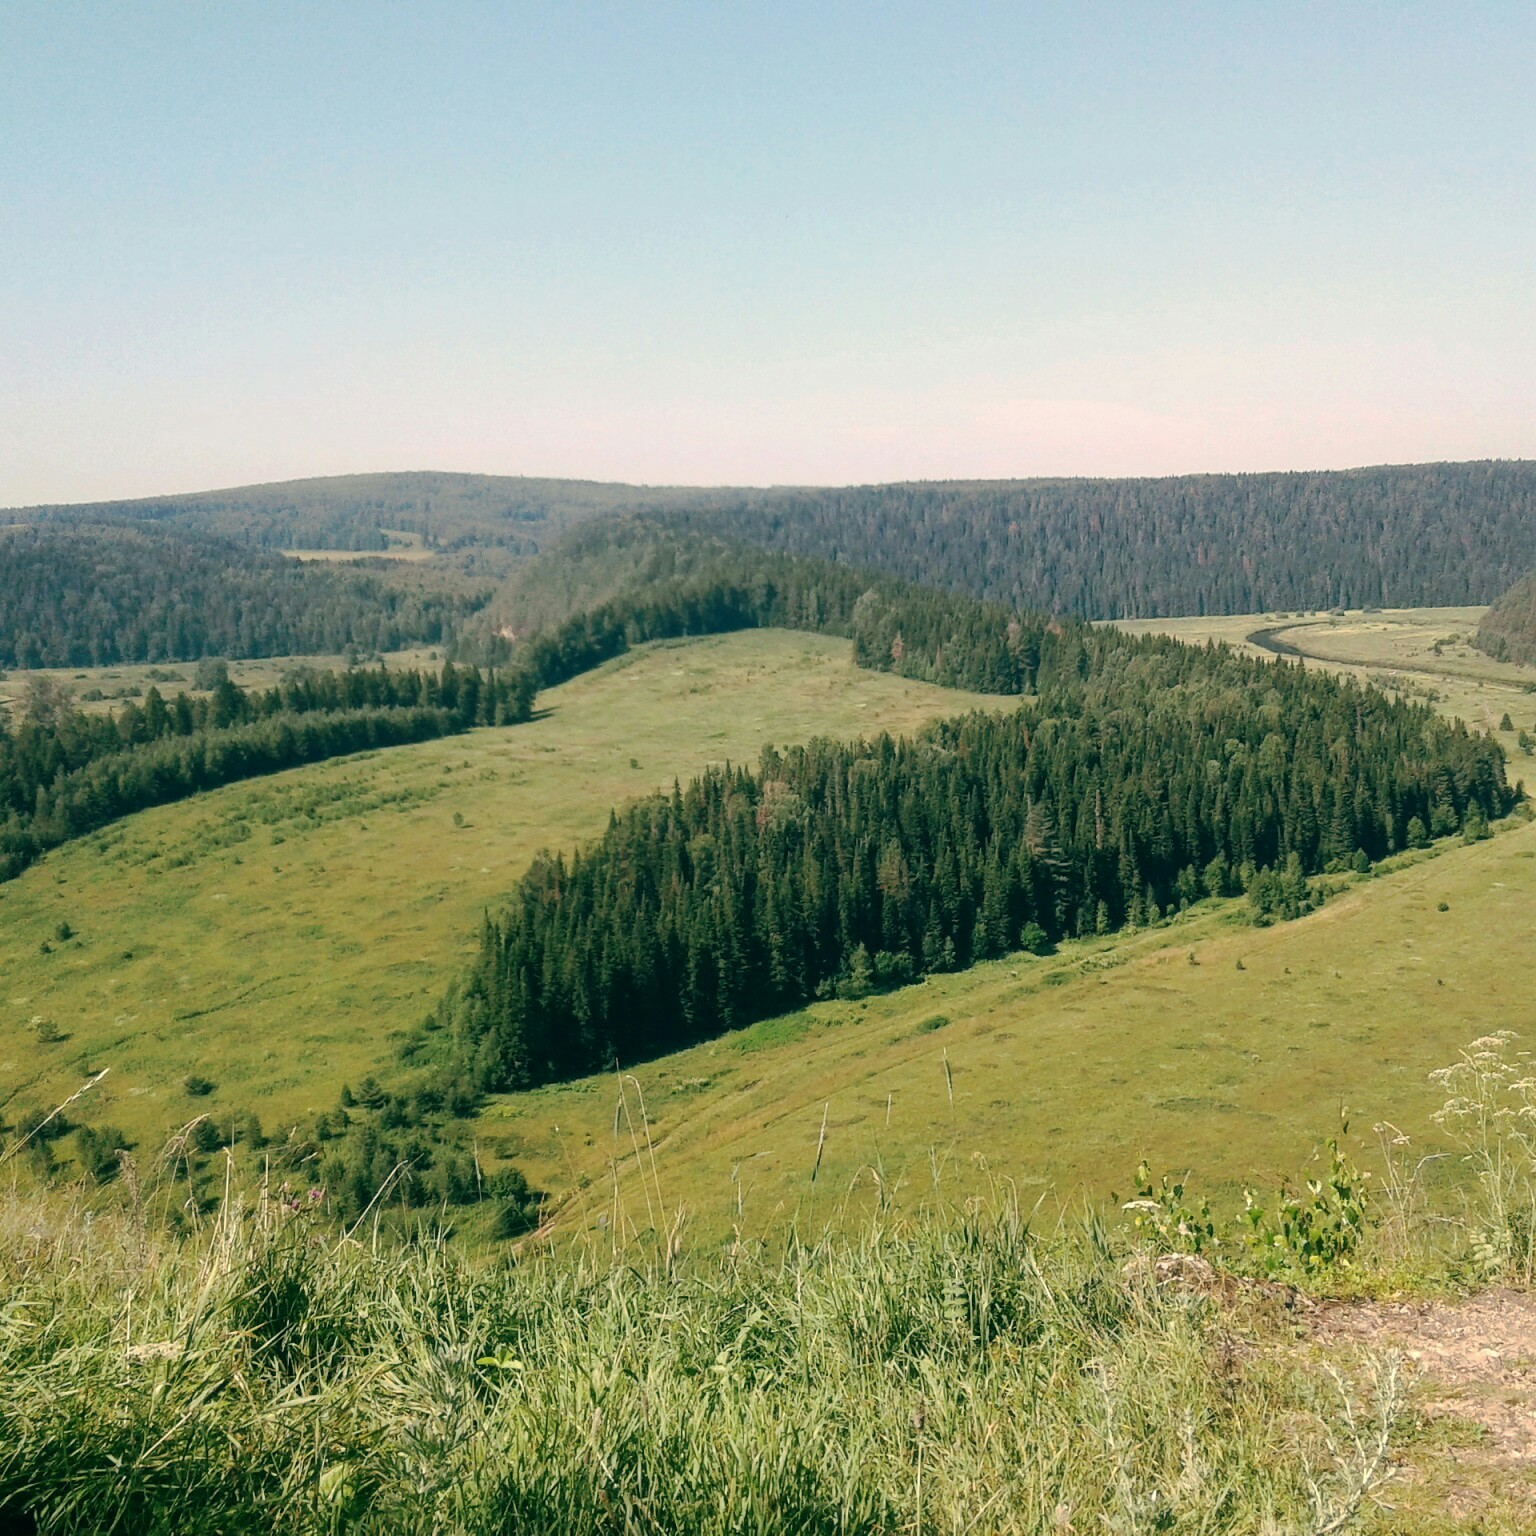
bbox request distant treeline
[1476,571,1536,668]
[442,637,1513,1091]
[663,460,1536,619]
[0,662,532,881]
[0,523,484,667]
[18,460,1536,635]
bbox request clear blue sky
[3,2,1533,503]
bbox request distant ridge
[10,459,1536,619]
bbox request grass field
[0,647,441,716]
[464,609,1536,1240]
[482,813,1536,1243]
[7,609,1536,1250]
[0,631,1005,1149]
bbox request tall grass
[0,1177,1396,1535]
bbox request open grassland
[286,529,438,562]
[1115,605,1536,768]
[483,813,1536,1242]
[8,608,1536,1246]
[0,632,1005,1148]
[463,608,1536,1240]
[0,647,442,716]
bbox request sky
[2,2,1534,504]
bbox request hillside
[487,810,1536,1239]
[677,460,1536,618]
[13,459,1536,627]
[0,631,1006,1151]
[6,471,721,556]
[0,522,482,667]
[1476,570,1536,666]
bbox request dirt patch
[1314,1289,1536,1520]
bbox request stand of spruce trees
[444,641,1511,1091]
[0,662,533,880]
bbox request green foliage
[1122,1163,1216,1254]
[0,660,531,881]
[662,460,1536,617]
[73,1124,130,1184]
[0,522,479,668]
[1127,1135,1371,1279]
[1248,852,1317,925]
[0,1190,1399,1534]
[183,1075,215,1098]
[1238,1136,1371,1276]
[1477,570,1536,666]
[447,640,1509,1091]
[479,522,1104,697]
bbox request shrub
[184,1074,216,1098]
[74,1124,130,1183]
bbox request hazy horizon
[12,454,1536,515]
[5,3,1533,505]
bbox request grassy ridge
[0,632,1005,1149]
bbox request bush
[184,1074,216,1097]
[74,1124,130,1183]
[1018,921,1054,956]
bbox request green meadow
[0,631,1004,1148]
[487,814,1536,1242]
[6,610,1536,1245]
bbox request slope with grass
[0,631,1007,1151]
[476,811,1536,1241]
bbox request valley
[0,630,1005,1149]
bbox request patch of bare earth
[1313,1289,1536,1521]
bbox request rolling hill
[12,458,1536,627]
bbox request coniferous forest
[0,523,483,667]
[443,633,1511,1091]
[671,460,1536,617]
[1476,569,1536,666]
[0,661,532,881]
[13,459,1536,630]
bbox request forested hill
[674,460,1536,618]
[13,459,1536,622]
[0,523,481,667]
[1475,571,1536,666]
[8,472,721,555]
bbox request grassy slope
[9,605,1536,1245]
[485,818,1536,1242]
[0,631,1004,1147]
[472,607,1536,1240]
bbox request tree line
[472,524,1117,698]
[659,460,1536,619]
[0,523,484,667]
[0,661,533,881]
[442,642,1512,1091]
